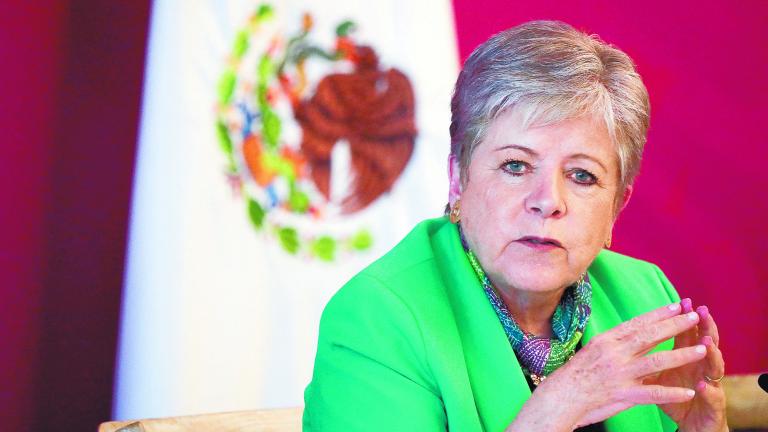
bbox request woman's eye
[502,160,529,175]
[570,169,598,185]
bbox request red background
[452,1,768,374]
[1,1,764,430]
[0,2,150,430]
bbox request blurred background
[1,1,765,431]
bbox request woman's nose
[524,173,566,218]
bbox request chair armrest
[98,407,302,432]
[98,376,768,432]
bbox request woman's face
[454,108,628,296]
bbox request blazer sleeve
[303,273,447,431]
[652,263,681,304]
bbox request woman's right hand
[506,302,706,431]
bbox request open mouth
[517,236,563,248]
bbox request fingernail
[687,311,698,321]
[696,305,709,320]
[668,303,681,312]
[702,336,713,346]
[681,298,693,313]
[686,389,696,397]
[695,345,706,354]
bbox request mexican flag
[114,0,458,418]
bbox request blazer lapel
[432,223,665,432]
[586,268,665,432]
[433,222,531,432]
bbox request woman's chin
[504,276,573,294]
[484,244,587,294]
[492,261,578,294]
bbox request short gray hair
[450,20,650,192]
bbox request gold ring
[704,374,724,383]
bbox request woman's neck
[496,287,565,338]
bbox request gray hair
[450,20,650,193]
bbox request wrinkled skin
[450,109,727,431]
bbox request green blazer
[304,217,680,431]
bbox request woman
[303,21,726,431]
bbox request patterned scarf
[464,248,592,381]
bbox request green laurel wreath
[214,4,373,261]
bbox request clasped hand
[511,299,727,431]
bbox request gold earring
[604,233,612,249]
[449,200,461,223]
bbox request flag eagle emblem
[215,4,417,261]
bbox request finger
[696,306,720,346]
[632,345,707,378]
[673,298,698,350]
[681,297,693,314]
[673,325,698,350]
[612,303,682,340]
[619,311,700,354]
[702,336,725,386]
[673,321,699,351]
[694,379,727,414]
[631,303,683,326]
[622,384,696,405]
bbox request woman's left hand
[645,298,728,432]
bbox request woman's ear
[619,184,633,212]
[448,154,462,206]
